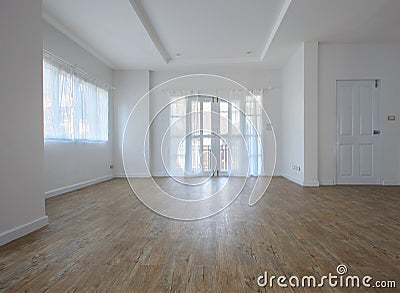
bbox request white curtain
[167,90,199,176]
[43,57,109,141]
[226,89,263,176]
[245,89,263,176]
[166,89,264,177]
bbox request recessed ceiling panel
[138,0,283,62]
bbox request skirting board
[0,216,48,246]
[319,179,400,186]
[44,175,114,198]
[114,172,151,178]
[382,180,400,186]
[319,179,335,186]
[281,173,320,187]
[302,180,320,187]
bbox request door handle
[373,130,381,135]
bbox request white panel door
[336,80,381,184]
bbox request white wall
[319,43,400,185]
[149,69,282,176]
[42,20,114,197]
[113,70,150,177]
[0,0,48,245]
[281,42,319,186]
[304,42,319,186]
[281,45,305,184]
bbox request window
[43,57,109,142]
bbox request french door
[185,96,231,177]
[171,94,262,178]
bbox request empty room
[0,0,399,292]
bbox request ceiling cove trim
[260,0,293,61]
[129,0,170,64]
[42,10,115,69]
[169,56,261,66]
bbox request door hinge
[375,80,379,88]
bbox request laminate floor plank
[0,177,399,292]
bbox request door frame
[334,79,383,185]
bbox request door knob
[373,130,381,135]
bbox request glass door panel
[218,101,230,176]
[186,96,233,177]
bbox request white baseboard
[281,173,319,187]
[114,173,126,178]
[303,180,320,187]
[382,180,400,186]
[0,216,48,246]
[281,173,304,186]
[44,174,113,198]
[318,179,398,186]
[319,179,335,186]
[114,172,152,178]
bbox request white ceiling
[137,0,282,61]
[42,0,165,69]
[263,0,400,68]
[42,0,400,70]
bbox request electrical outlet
[293,165,300,172]
[293,165,301,171]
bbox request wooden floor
[0,177,399,292]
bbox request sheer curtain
[245,89,263,176]
[43,56,109,141]
[166,89,264,177]
[167,90,200,176]
[226,89,263,176]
